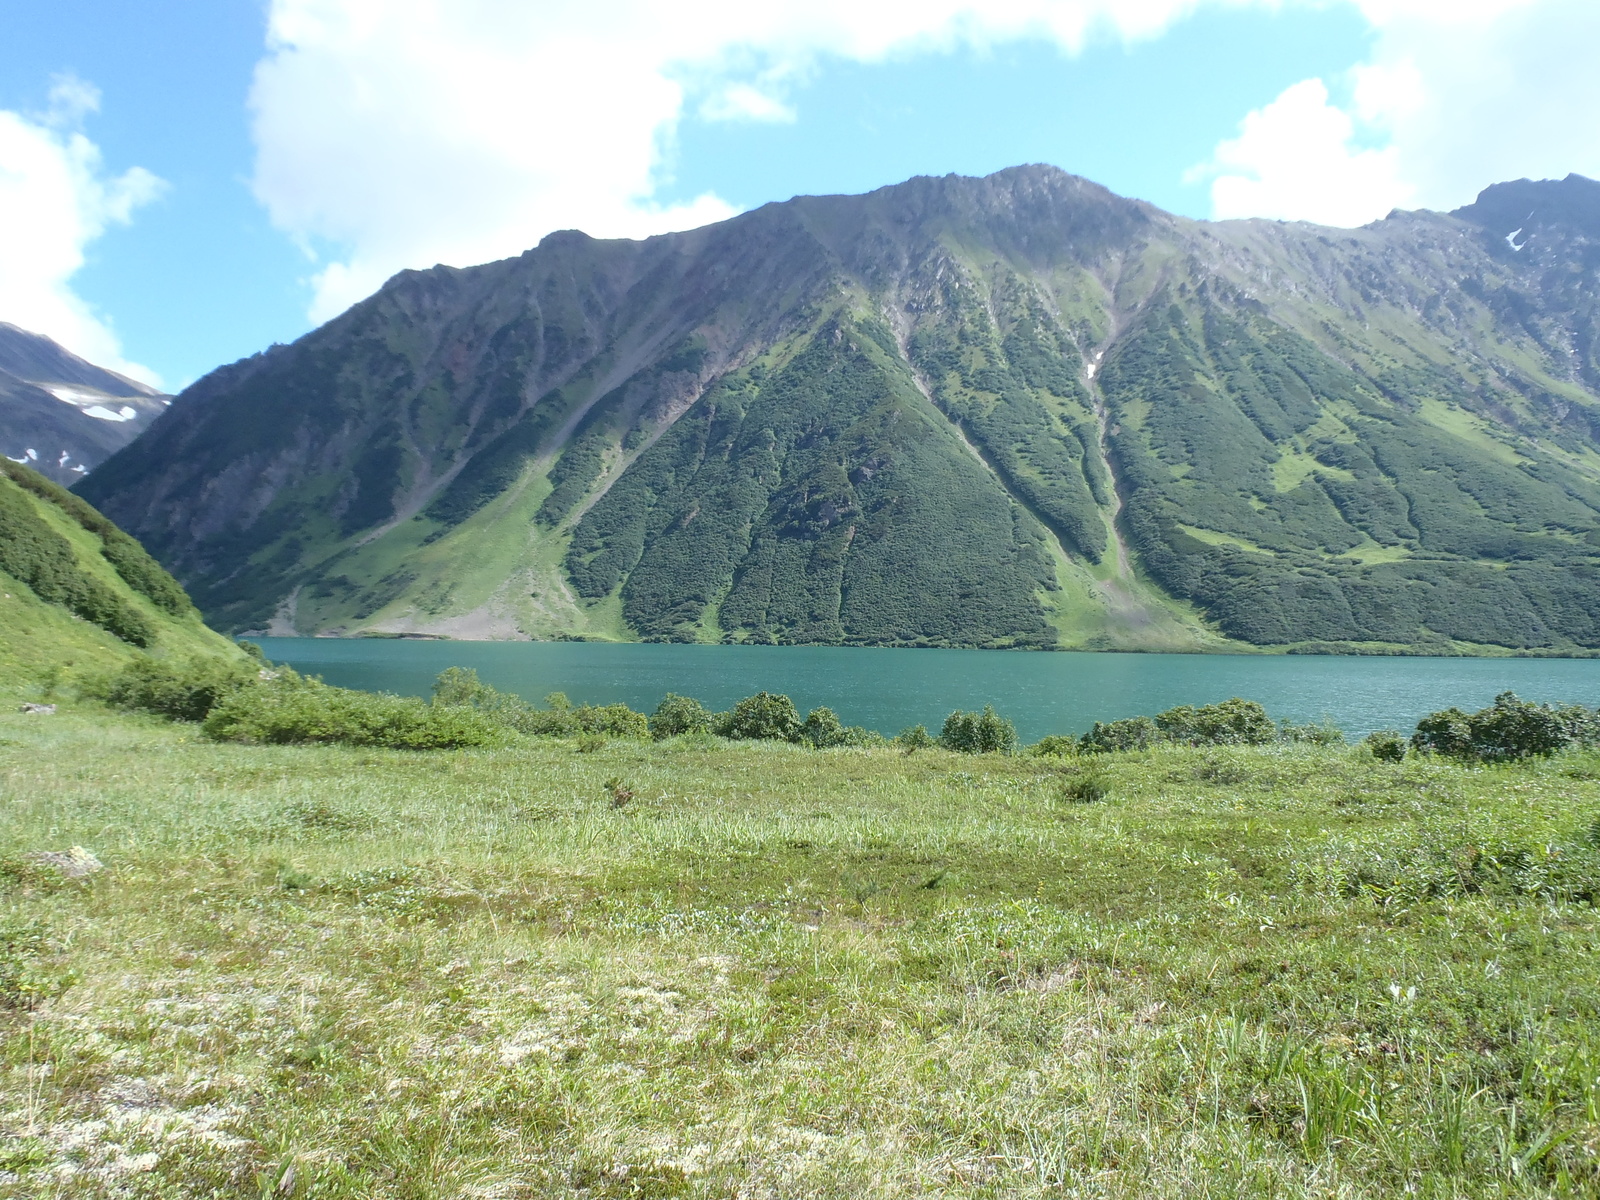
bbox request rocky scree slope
[78,167,1600,652]
[0,323,169,484]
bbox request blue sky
[0,1,1594,391]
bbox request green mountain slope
[0,459,239,681]
[78,167,1600,652]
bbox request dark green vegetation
[8,689,1600,1196]
[939,705,1020,754]
[87,644,1600,778]
[1410,690,1600,763]
[431,667,648,740]
[3,460,190,618]
[83,653,258,722]
[201,669,503,750]
[1102,295,1600,648]
[0,458,239,679]
[564,317,1056,647]
[0,467,152,646]
[80,168,1600,653]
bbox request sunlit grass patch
[2,704,1600,1195]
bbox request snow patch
[1506,228,1526,251]
[44,385,146,419]
[82,404,138,422]
[45,384,111,405]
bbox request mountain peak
[0,323,169,484]
[0,323,161,399]
[1452,173,1600,242]
[78,166,1600,654]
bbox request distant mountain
[0,323,168,484]
[79,167,1600,653]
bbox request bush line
[73,657,1600,762]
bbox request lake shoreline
[247,638,1600,741]
[249,631,1600,659]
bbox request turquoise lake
[250,639,1600,742]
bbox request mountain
[0,458,240,679]
[78,167,1600,653]
[0,323,169,484]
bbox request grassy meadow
[4,698,1600,1197]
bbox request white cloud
[1194,79,1414,225]
[250,0,1235,322]
[251,0,1600,300]
[700,84,799,125]
[1350,0,1600,211]
[0,77,165,384]
[1197,0,1600,225]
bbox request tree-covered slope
[78,167,1600,652]
[0,459,243,680]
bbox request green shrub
[1079,715,1160,754]
[514,697,647,739]
[433,667,545,729]
[1155,698,1275,746]
[1278,718,1345,746]
[1411,692,1587,762]
[1059,772,1110,803]
[1031,735,1078,757]
[799,706,876,748]
[432,666,493,707]
[203,671,500,749]
[715,692,803,743]
[85,655,255,722]
[1364,730,1406,762]
[575,703,649,739]
[511,692,579,736]
[1466,692,1576,762]
[1410,707,1475,759]
[939,706,1017,755]
[649,693,712,740]
[432,670,646,739]
[802,705,846,747]
[896,724,934,752]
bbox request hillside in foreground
[2,702,1599,1194]
[80,167,1600,654]
[0,458,241,681]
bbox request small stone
[29,846,103,878]
[19,702,56,715]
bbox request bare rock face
[0,323,169,484]
[77,167,1600,653]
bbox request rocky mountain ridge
[79,166,1600,652]
[0,323,169,484]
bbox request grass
[0,494,240,683]
[5,699,1600,1196]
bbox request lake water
[249,639,1600,742]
